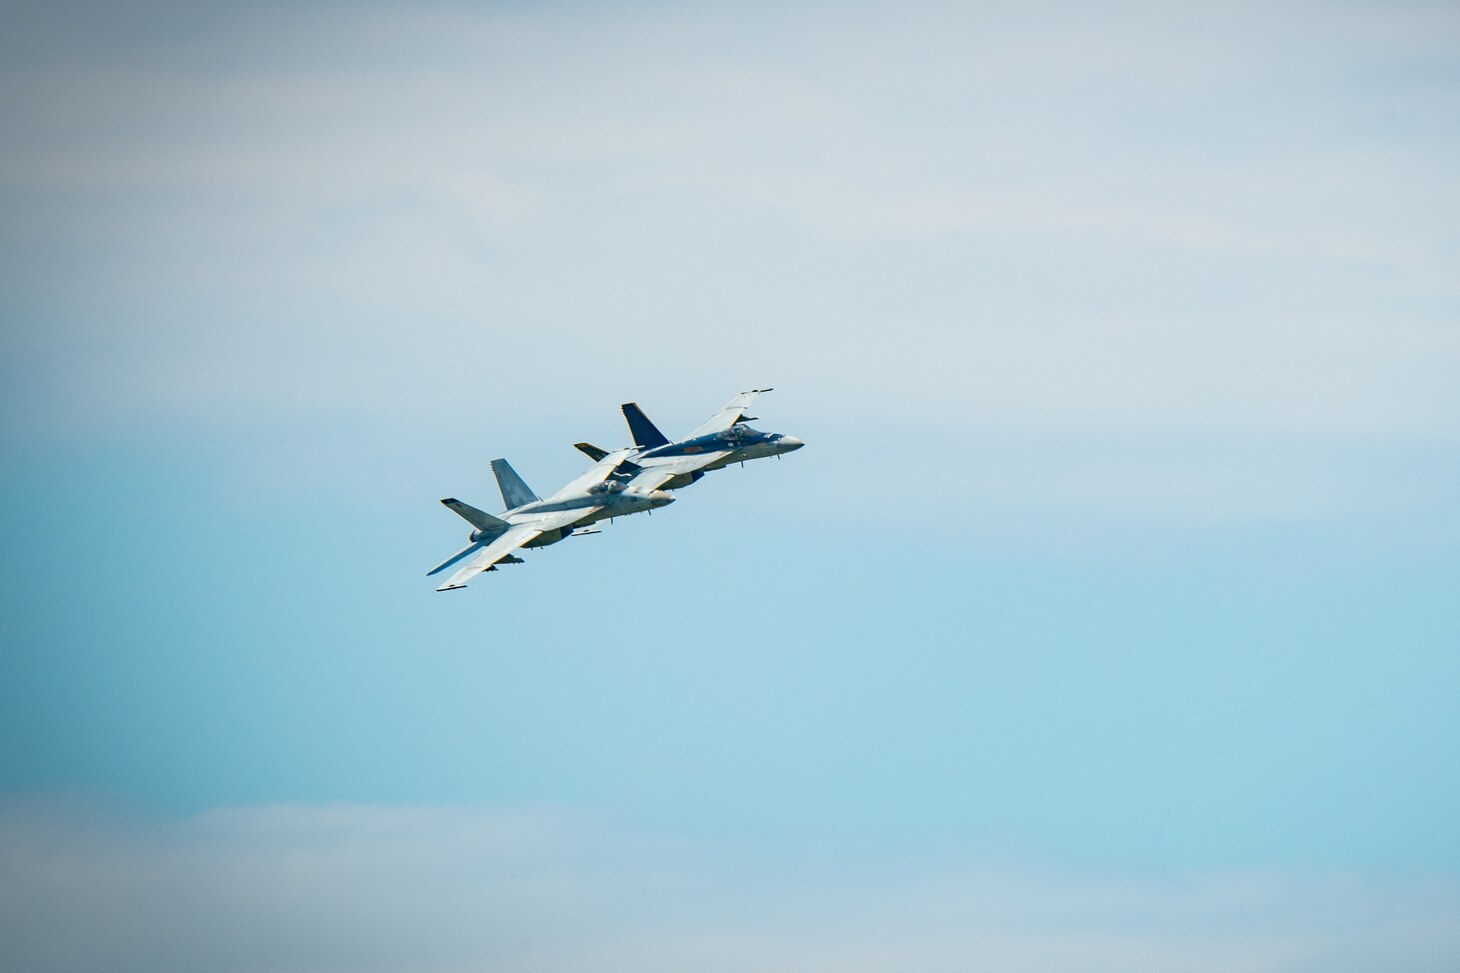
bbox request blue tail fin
[490,458,540,510]
[621,402,670,448]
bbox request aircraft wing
[510,507,602,532]
[686,388,771,439]
[626,451,732,491]
[625,469,678,492]
[546,448,637,501]
[436,525,543,590]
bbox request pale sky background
[2,1,1459,970]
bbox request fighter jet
[429,448,674,591]
[573,389,804,492]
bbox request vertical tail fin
[621,402,670,448]
[490,458,540,510]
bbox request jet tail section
[441,498,509,533]
[491,458,540,510]
[621,402,670,449]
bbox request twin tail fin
[490,458,540,510]
[621,402,670,448]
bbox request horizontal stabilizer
[622,402,670,449]
[574,442,609,462]
[441,498,508,532]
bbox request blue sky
[3,1,1459,970]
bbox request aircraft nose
[778,435,805,451]
[648,490,675,507]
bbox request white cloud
[1,800,1457,973]
[2,1,1456,527]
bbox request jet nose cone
[648,490,675,507]
[778,435,805,451]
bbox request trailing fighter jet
[573,389,804,492]
[429,448,674,591]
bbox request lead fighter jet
[573,388,804,492]
[429,449,674,591]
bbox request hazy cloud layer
[4,1,1458,531]
[3,0,1457,439]
[2,801,1458,973]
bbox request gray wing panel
[633,451,729,478]
[546,448,636,501]
[625,469,678,492]
[510,506,604,532]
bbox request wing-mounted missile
[482,555,528,569]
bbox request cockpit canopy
[719,424,760,442]
[588,480,625,494]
